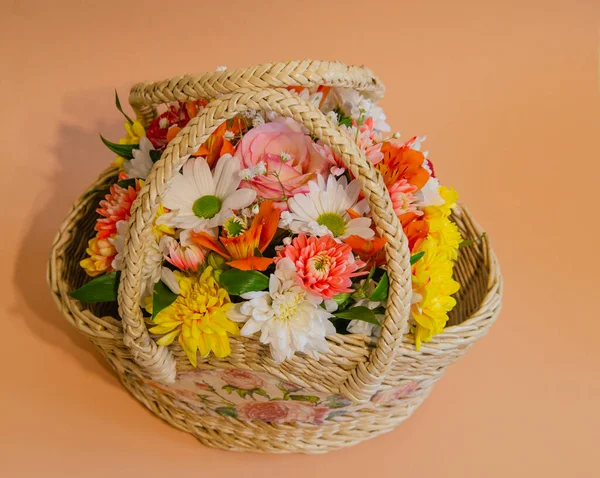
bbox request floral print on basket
[121,364,419,424]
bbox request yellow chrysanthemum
[411,237,460,349]
[423,186,462,259]
[113,120,146,169]
[148,267,238,366]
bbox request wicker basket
[47,60,502,453]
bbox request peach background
[1,0,599,476]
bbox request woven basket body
[48,61,502,453]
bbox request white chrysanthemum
[156,155,256,233]
[327,87,391,132]
[284,175,374,240]
[226,258,336,362]
[125,136,155,179]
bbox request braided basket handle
[118,88,412,404]
[128,60,385,127]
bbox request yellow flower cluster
[411,186,461,349]
[149,267,239,366]
[113,120,146,169]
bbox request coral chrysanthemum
[276,233,367,299]
[149,267,238,366]
[95,181,141,240]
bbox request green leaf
[149,150,162,163]
[215,406,238,419]
[218,269,268,295]
[410,251,425,265]
[334,107,353,127]
[368,272,388,302]
[326,410,347,420]
[152,280,178,320]
[115,89,134,125]
[289,394,320,404]
[254,388,270,398]
[367,264,377,282]
[71,271,119,303]
[100,134,138,159]
[334,306,381,326]
[116,178,136,189]
[332,292,351,309]
[459,239,473,248]
[324,394,352,409]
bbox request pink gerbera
[95,180,141,239]
[388,178,421,217]
[276,234,367,299]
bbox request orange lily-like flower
[191,200,281,271]
[167,115,246,168]
[343,235,388,268]
[399,212,430,251]
[377,142,430,190]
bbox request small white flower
[285,175,374,240]
[156,154,256,233]
[278,211,293,228]
[227,258,336,362]
[215,65,227,71]
[125,136,154,179]
[223,130,235,141]
[252,115,265,127]
[254,161,267,175]
[326,110,339,127]
[159,117,169,129]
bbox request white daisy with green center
[157,154,256,233]
[284,174,374,240]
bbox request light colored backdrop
[1,0,598,476]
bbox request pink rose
[240,401,329,424]
[234,117,329,201]
[371,381,418,405]
[221,369,265,390]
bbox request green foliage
[114,89,134,125]
[100,134,137,159]
[218,269,269,295]
[152,280,178,320]
[70,272,119,303]
[333,306,381,326]
[368,272,389,302]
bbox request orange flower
[377,142,430,190]
[192,200,281,271]
[399,212,430,251]
[193,120,246,167]
[343,235,388,268]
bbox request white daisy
[125,136,155,179]
[226,258,336,362]
[284,174,374,240]
[156,154,256,233]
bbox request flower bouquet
[50,61,501,453]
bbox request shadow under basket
[48,167,502,453]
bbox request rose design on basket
[234,117,329,202]
[220,369,270,399]
[240,400,329,424]
[370,381,419,405]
